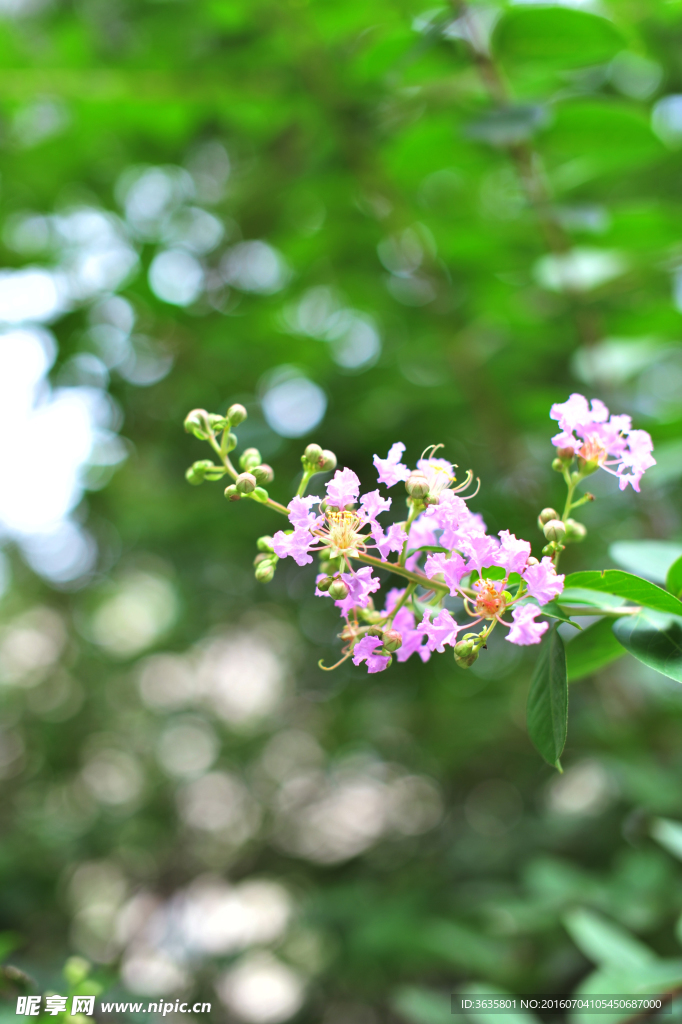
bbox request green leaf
[535,598,581,629]
[566,618,625,682]
[609,540,682,585]
[559,587,627,611]
[612,610,682,683]
[651,817,682,861]
[667,555,682,600]
[563,908,656,970]
[493,6,623,67]
[392,987,452,1024]
[565,570,682,617]
[526,626,568,768]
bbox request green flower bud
[184,408,211,439]
[317,575,334,593]
[224,484,241,501]
[253,487,269,502]
[185,459,214,485]
[454,638,479,669]
[542,542,555,556]
[208,413,228,430]
[252,464,274,485]
[227,403,248,425]
[405,472,429,499]
[381,629,402,652]
[328,578,350,600]
[253,552,269,567]
[236,472,257,494]
[565,518,587,542]
[255,560,276,583]
[551,458,564,473]
[538,507,558,528]
[543,519,566,543]
[303,443,323,467]
[239,447,262,471]
[225,432,238,452]
[556,446,575,461]
[257,535,275,553]
[577,457,599,476]
[319,450,337,472]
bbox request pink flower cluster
[550,393,655,492]
[273,447,566,673]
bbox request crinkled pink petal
[462,533,501,573]
[272,527,315,567]
[505,604,548,646]
[522,556,564,605]
[287,494,322,529]
[416,609,460,652]
[373,443,410,488]
[352,635,390,673]
[424,552,468,595]
[326,467,360,509]
[497,530,532,575]
[359,489,392,524]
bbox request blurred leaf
[420,921,507,975]
[0,934,20,963]
[609,541,682,585]
[392,987,452,1024]
[666,556,682,600]
[545,102,663,179]
[464,104,549,147]
[651,817,682,861]
[535,598,581,629]
[526,625,567,768]
[566,571,682,617]
[613,610,682,684]
[566,618,625,682]
[563,908,656,970]
[493,7,623,67]
[574,961,682,1022]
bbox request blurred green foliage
[2,0,682,1020]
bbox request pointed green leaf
[612,610,682,683]
[667,555,682,600]
[651,817,682,861]
[609,540,682,585]
[559,587,627,612]
[563,908,656,970]
[566,570,682,617]
[566,618,625,681]
[526,626,568,767]
[493,7,623,68]
[528,598,581,628]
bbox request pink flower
[522,557,564,605]
[337,566,381,610]
[273,528,315,566]
[404,516,438,571]
[550,393,655,490]
[505,604,548,646]
[396,627,431,663]
[424,552,468,595]
[371,521,407,559]
[416,456,456,498]
[373,443,410,488]
[352,635,390,673]
[462,534,501,573]
[417,609,460,652]
[326,468,360,509]
[359,489,391,524]
[497,530,532,575]
[287,494,322,529]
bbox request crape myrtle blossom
[184,395,654,679]
[550,393,656,492]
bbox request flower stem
[354,552,447,592]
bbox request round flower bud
[227,403,248,425]
[405,472,430,499]
[565,518,587,542]
[239,447,262,471]
[252,464,274,485]
[328,578,350,600]
[551,458,564,473]
[255,560,276,583]
[224,484,241,502]
[381,629,402,653]
[317,575,334,593]
[543,519,566,543]
[253,552,269,567]
[208,413,228,430]
[557,446,575,461]
[304,443,323,466]
[538,507,558,527]
[253,487,269,502]
[236,472,257,494]
[454,639,479,669]
[186,465,204,485]
[319,450,337,472]
[257,535,275,553]
[184,408,211,439]
[225,432,238,452]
